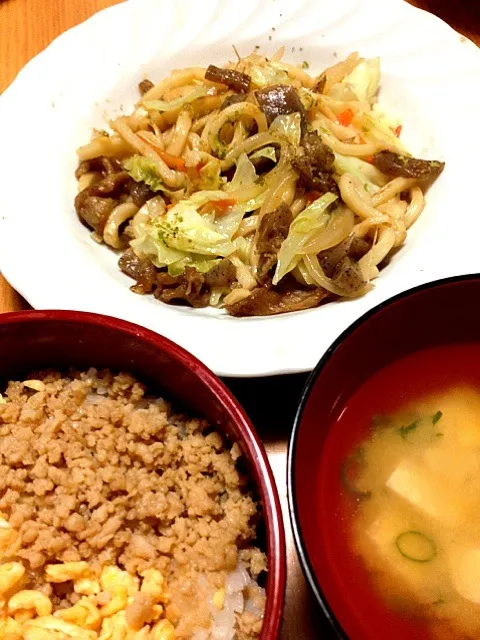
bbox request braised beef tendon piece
[220,92,247,110]
[75,163,155,236]
[330,257,365,293]
[205,65,251,93]
[373,151,445,180]
[293,132,339,195]
[119,249,158,294]
[256,203,293,281]
[204,258,236,288]
[154,268,210,307]
[318,235,370,294]
[75,171,131,234]
[302,132,335,171]
[152,259,236,307]
[226,284,328,317]
[319,235,370,276]
[75,156,123,179]
[313,74,327,94]
[138,78,154,95]
[255,84,307,127]
[129,181,155,208]
[75,193,117,235]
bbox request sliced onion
[300,205,354,254]
[226,591,244,613]
[303,255,368,298]
[225,564,250,595]
[211,609,236,640]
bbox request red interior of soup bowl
[288,274,480,639]
[0,309,286,640]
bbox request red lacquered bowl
[0,309,286,639]
[287,274,480,639]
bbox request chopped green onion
[399,419,420,439]
[395,531,437,563]
[432,410,443,425]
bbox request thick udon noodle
[76,49,431,307]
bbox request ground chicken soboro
[0,370,267,639]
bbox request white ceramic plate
[0,0,479,377]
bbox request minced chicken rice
[0,369,267,639]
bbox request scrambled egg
[0,550,175,639]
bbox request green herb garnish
[399,419,420,439]
[395,531,437,562]
[301,61,309,69]
[432,410,443,425]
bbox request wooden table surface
[0,1,478,638]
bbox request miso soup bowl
[287,274,480,639]
[0,309,286,640]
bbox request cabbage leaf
[354,111,408,153]
[197,159,223,190]
[334,153,385,194]
[123,155,164,191]
[213,206,245,238]
[225,153,257,192]
[250,146,277,163]
[132,191,237,263]
[144,86,208,112]
[130,235,186,268]
[273,192,338,284]
[249,63,292,88]
[167,255,220,277]
[269,112,302,147]
[371,103,402,130]
[343,58,380,103]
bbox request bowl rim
[0,309,286,639]
[287,272,480,639]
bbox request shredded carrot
[158,150,186,172]
[195,161,207,174]
[394,124,402,138]
[213,198,236,212]
[365,155,374,164]
[138,134,187,172]
[305,190,321,206]
[336,108,354,127]
[202,198,236,216]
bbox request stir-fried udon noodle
[75,49,444,317]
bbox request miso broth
[318,344,480,640]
